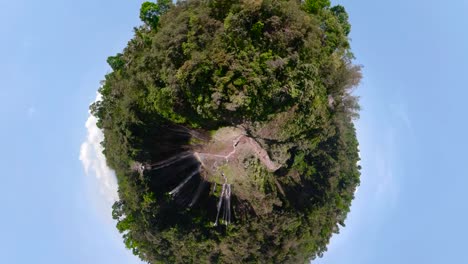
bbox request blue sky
[320,0,468,263]
[0,0,467,263]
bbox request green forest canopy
[91,0,361,263]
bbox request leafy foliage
[91,0,361,263]
[140,0,172,28]
[303,0,330,14]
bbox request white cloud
[79,95,118,204]
[78,95,145,264]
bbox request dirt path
[246,137,281,171]
[195,132,280,172]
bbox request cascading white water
[169,166,200,196]
[214,182,226,226]
[214,173,231,226]
[149,151,192,171]
[166,126,208,141]
[226,184,231,225]
[189,180,207,207]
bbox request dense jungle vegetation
[91,0,362,263]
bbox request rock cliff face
[91,0,362,263]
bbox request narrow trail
[136,130,280,177]
[195,134,280,172]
